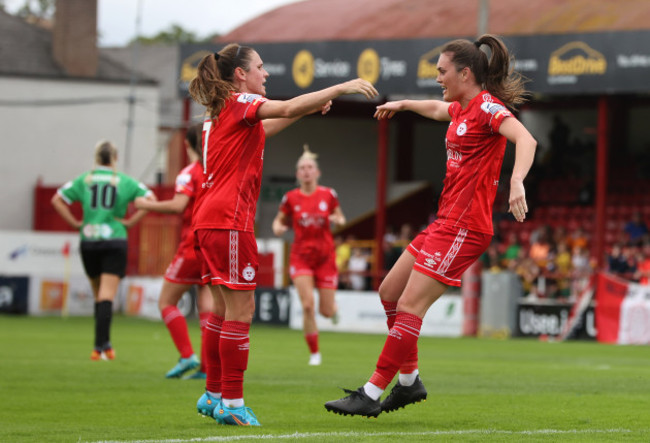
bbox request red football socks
[305,332,319,354]
[369,311,422,389]
[204,314,224,393]
[161,306,193,358]
[199,312,210,373]
[381,301,419,374]
[220,320,250,399]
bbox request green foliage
[129,24,217,46]
[0,315,649,442]
[15,0,54,19]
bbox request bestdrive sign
[178,30,650,97]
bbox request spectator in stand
[624,211,649,246]
[571,245,593,295]
[528,225,552,268]
[552,225,568,248]
[480,240,502,272]
[607,243,629,276]
[348,247,370,290]
[553,240,573,298]
[634,243,650,284]
[335,235,352,289]
[501,231,522,270]
[516,254,541,298]
[567,226,589,253]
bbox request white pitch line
[92,428,634,443]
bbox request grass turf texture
[0,315,648,442]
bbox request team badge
[456,122,467,136]
[319,200,328,211]
[242,264,256,281]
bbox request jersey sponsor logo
[237,93,264,104]
[456,122,467,136]
[176,173,191,187]
[446,148,462,168]
[83,224,113,239]
[480,101,507,115]
[297,213,327,228]
[242,264,256,282]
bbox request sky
[3,0,305,47]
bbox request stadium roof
[220,0,650,43]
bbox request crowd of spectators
[482,209,650,300]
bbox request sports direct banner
[595,273,650,345]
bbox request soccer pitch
[0,315,648,442]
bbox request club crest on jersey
[456,122,467,136]
[242,264,256,281]
[318,200,328,211]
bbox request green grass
[0,315,648,442]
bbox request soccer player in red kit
[188,43,378,426]
[135,124,212,380]
[272,145,345,366]
[325,34,537,417]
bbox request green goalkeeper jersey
[57,167,152,242]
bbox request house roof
[0,9,154,84]
[219,0,650,43]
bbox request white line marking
[92,428,635,443]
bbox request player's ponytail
[296,144,319,169]
[442,34,528,109]
[189,43,254,119]
[86,140,118,185]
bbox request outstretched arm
[374,99,452,121]
[257,79,377,121]
[135,193,189,214]
[262,101,333,138]
[499,117,537,223]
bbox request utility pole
[124,0,143,174]
[477,0,489,37]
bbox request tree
[16,0,54,20]
[129,24,219,46]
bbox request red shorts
[164,244,203,285]
[194,229,258,290]
[407,220,491,287]
[289,249,338,289]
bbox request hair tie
[214,52,220,61]
[474,41,481,48]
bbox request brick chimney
[52,0,98,77]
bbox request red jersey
[280,186,340,258]
[192,92,268,233]
[175,161,203,251]
[437,91,513,235]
